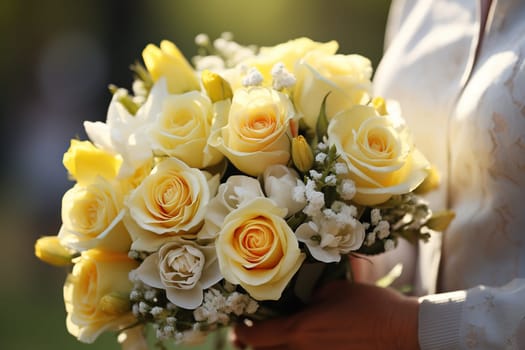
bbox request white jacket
[370,0,525,348]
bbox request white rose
[125,158,219,252]
[134,239,222,309]
[263,164,306,217]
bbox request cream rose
[216,197,305,300]
[64,250,138,343]
[327,105,430,205]
[134,239,222,309]
[209,87,296,176]
[58,177,131,253]
[143,80,223,168]
[125,158,219,252]
[294,50,373,130]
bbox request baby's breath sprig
[192,32,257,70]
[376,193,433,245]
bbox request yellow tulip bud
[371,96,388,116]
[34,236,75,266]
[292,135,314,172]
[63,139,122,186]
[142,40,200,94]
[99,293,131,315]
[201,70,233,102]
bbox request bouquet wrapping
[34,34,453,348]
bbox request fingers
[233,316,293,349]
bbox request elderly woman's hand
[232,281,419,350]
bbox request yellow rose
[209,87,296,176]
[242,37,338,86]
[144,80,223,168]
[64,250,138,343]
[58,177,131,252]
[142,40,200,94]
[125,158,219,252]
[294,51,373,130]
[216,197,305,300]
[327,105,430,205]
[63,140,122,186]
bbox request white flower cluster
[294,143,366,263]
[194,286,259,327]
[129,275,258,344]
[363,208,394,251]
[271,62,296,90]
[193,32,257,71]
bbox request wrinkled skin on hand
[232,281,419,350]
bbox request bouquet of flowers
[34,33,452,349]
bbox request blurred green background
[0,0,390,349]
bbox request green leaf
[425,210,456,232]
[130,61,154,91]
[315,92,331,144]
[108,84,140,115]
[375,263,403,288]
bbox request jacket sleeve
[418,278,525,349]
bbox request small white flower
[150,306,164,317]
[271,62,296,90]
[246,299,259,314]
[193,55,226,71]
[193,307,207,322]
[366,231,376,246]
[139,302,150,314]
[315,152,327,163]
[242,67,264,86]
[293,181,307,203]
[339,179,356,200]
[309,170,323,180]
[371,208,382,226]
[325,174,337,186]
[317,142,328,151]
[384,239,395,251]
[130,290,141,301]
[145,290,157,301]
[374,220,391,239]
[335,163,348,175]
[195,33,210,46]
